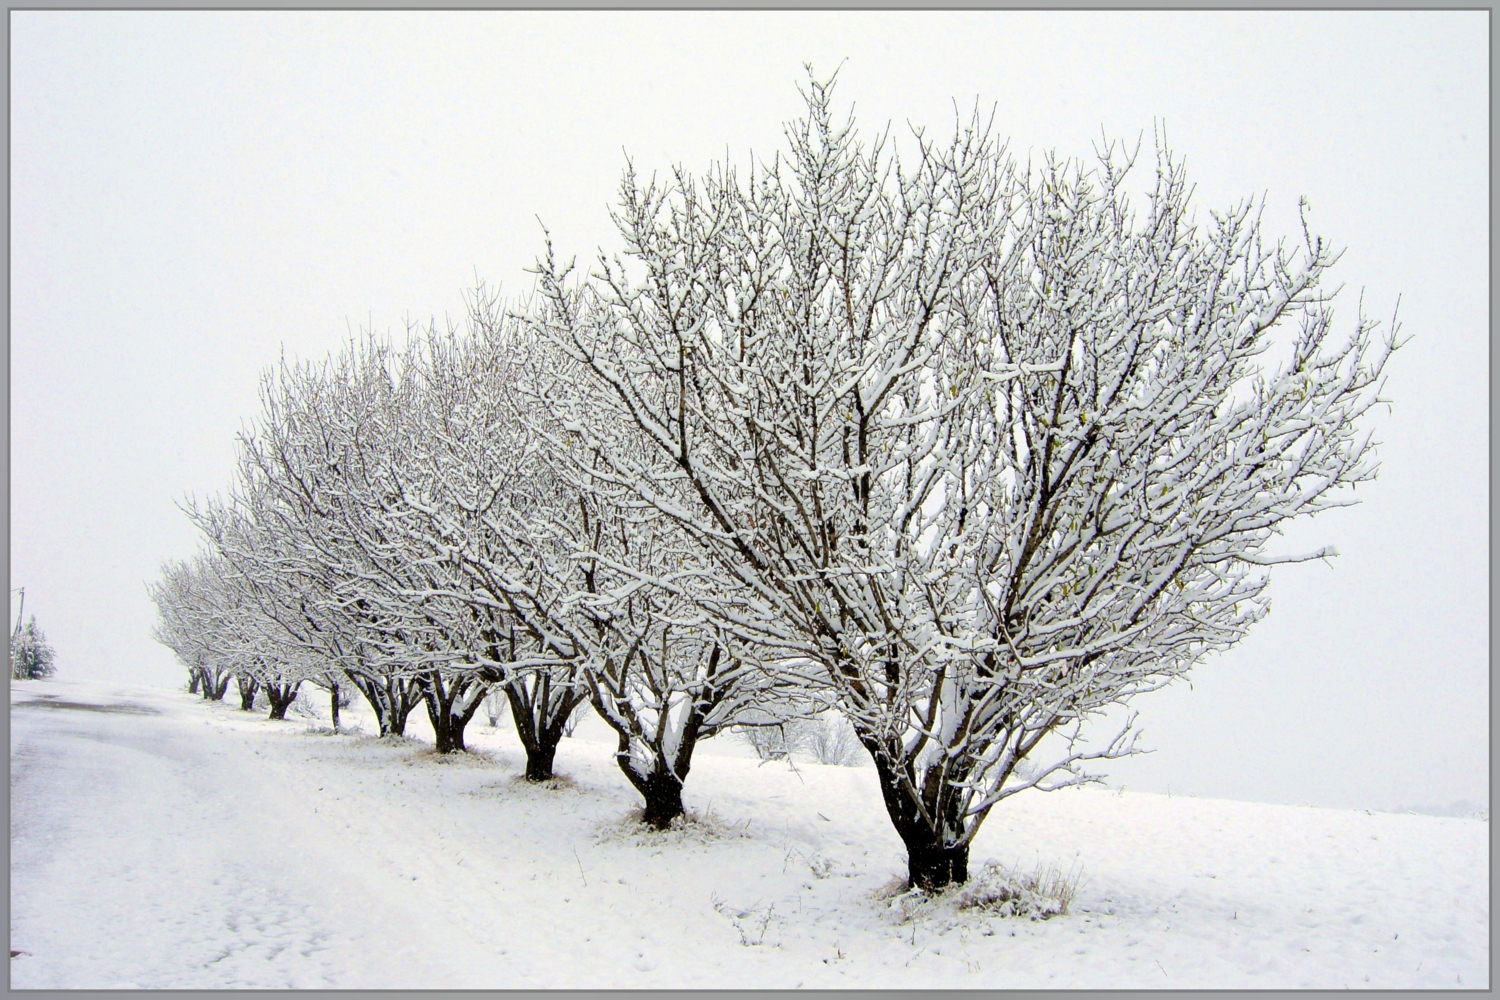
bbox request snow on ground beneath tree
[9,679,1487,989]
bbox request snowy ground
[10,678,1488,989]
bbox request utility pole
[10,587,23,680]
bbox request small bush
[562,700,589,737]
[803,714,864,766]
[290,688,323,719]
[482,686,506,727]
[735,713,864,766]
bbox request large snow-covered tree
[353,321,587,765]
[529,74,1399,887]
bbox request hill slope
[9,679,1487,989]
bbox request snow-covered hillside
[9,679,1487,989]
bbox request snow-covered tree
[233,670,260,712]
[150,556,232,701]
[10,615,56,680]
[155,547,308,720]
[457,294,805,821]
[529,73,1399,887]
[214,341,439,740]
[359,323,575,760]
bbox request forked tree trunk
[869,747,972,891]
[606,710,705,830]
[207,672,231,702]
[505,675,586,781]
[635,759,687,830]
[265,681,299,720]
[187,670,202,696]
[420,671,486,753]
[381,676,420,736]
[591,646,719,830]
[344,671,421,736]
[236,675,259,712]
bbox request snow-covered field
[10,679,1487,989]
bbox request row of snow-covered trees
[151,75,1397,889]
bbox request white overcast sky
[9,10,1488,812]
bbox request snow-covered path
[8,681,479,988]
[9,680,1488,989]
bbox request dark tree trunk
[265,681,299,720]
[207,673,230,702]
[868,746,972,891]
[524,740,557,782]
[505,676,585,782]
[591,644,720,829]
[187,670,202,696]
[607,714,704,830]
[345,671,386,730]
[345,671,421,736]
[637,763,686,830]
[906,841,970,891]
[420,671,485,753]
[329,683,340,731]
[386,677,420,736]
[236,675,259,712]
[609,729,689,830]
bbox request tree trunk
[188,670,202,695]
[438,723,466,753]
[386,677,419,736]
[585,644,720,833]
[638,765,686,829]
[265,681,299,720]
[906,841,970,891]
[236,675,259,712]
[329,683,340,731]
[345,671,421,736]
[868,747,972,891]
[524,740,557,782]
[610,726,700,830]
[421,671,485,753]
[208,673,230,702]
[505,677,584,782]
[346,672,387,731]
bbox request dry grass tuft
[508,772,579,791]
[879,859,1083,926]
[594,802,753,848]
[954,860,1081,920]
[410,745,503,768]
